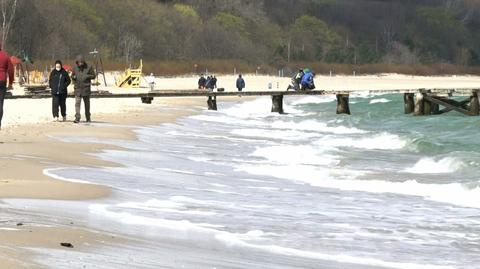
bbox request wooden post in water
[469,90,480,116]
[207,95,217,110]
[432,103,440,115]
[336,94,351,115]
[271,94,284,114]
[423,94,432,115]
[404,93,415,114]
[414,93,424,116]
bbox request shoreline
[0,97,207,267]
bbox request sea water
[11,94,480,268]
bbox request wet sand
[0,97,206,267]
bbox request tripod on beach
[90,48,107,87]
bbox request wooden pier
[5,88,480,116]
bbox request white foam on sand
[43,168,97,185]
[89,203,454,269]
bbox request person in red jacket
[0,47,14,130]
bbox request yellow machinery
[116,60,143,88]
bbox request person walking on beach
[236,74,245,92]
[49,60,71,122]
[72,55,96,123]
[0,47,14,130]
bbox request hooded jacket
[72,55,96,96]
[0,50,14,86]
[49,68,71,95]
[236,77,245,90]
[301,71,315,89]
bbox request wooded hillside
[4,0,480,73]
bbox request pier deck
[5,88,480,116]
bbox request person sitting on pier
[287,69,304,91]
[301,69,315,91]
[198,74,206,90]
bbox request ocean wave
[251,145,339,166]
[290,96,336,105]
[238,163,480,209]
[316,133,407,150]
[404,157,465,174]
[231,128,320,141]
[370,98,391,104]
[271,120,367,134]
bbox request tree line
[3,0,480,72]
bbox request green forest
[5,0,480,74]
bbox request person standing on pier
[198,74,206,90]
[49,60,71,122]
[0,47,14,130]
[72,55,96,123]
[236,74,245,92]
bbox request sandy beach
[0,92,205,267]
[1,73,480,268]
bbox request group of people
[287,68,316,91]
[0,48,96,129]
[197,74,246,92]
[49,55,96,123]
[198,74,218,90]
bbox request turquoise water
[12,94,480,269]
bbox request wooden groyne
[5,88,480,116]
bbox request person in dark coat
[210,75,217,90]
[198,74,206,90]
[236,74,245,92]
[49,60,71,122]
[72,55,95,123]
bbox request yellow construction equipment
[116,60,143,88]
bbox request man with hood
[236,74,245,92]
[72,55,96,123]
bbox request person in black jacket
[236,74,245,92]
[198,74,206,90]
[49,60,71,122]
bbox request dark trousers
[52,94,67,118]
[0,82,6,128]
[75,95,91,121]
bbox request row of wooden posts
[204,90,480,116]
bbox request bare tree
[0,0,18,50]
[120,33,143,64]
